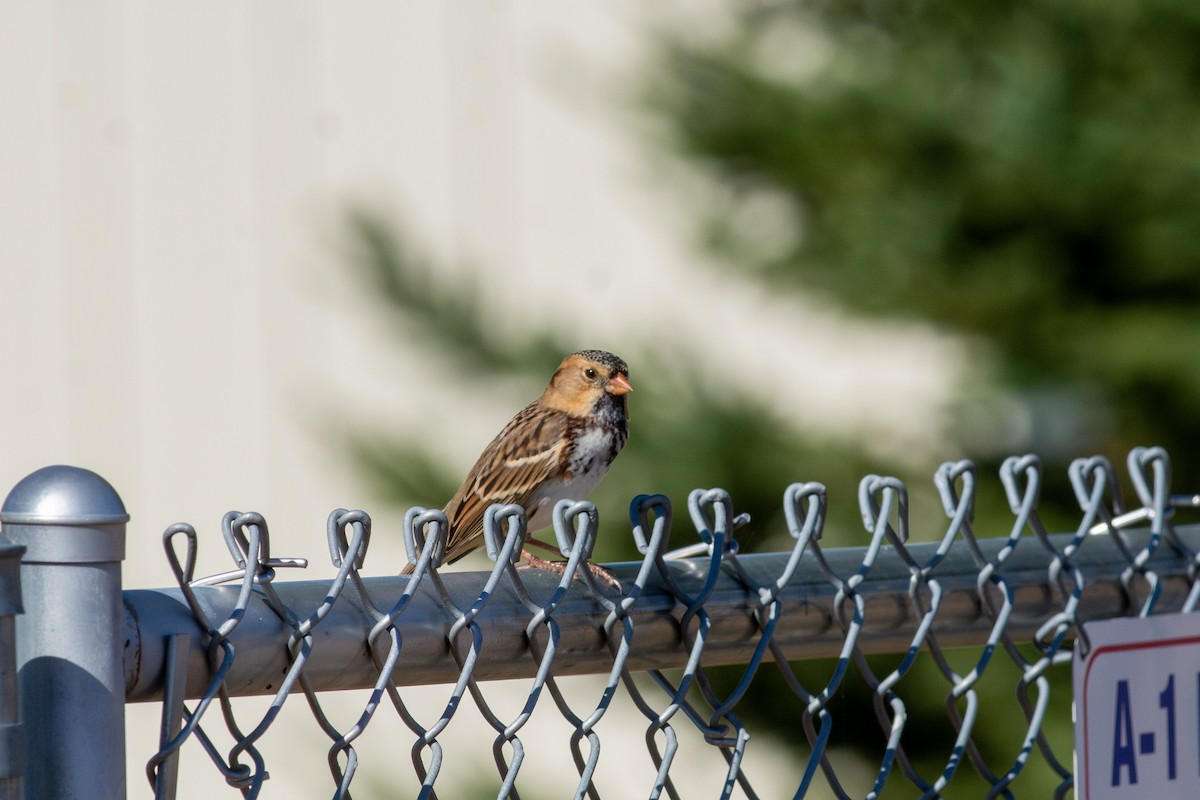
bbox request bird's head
[543,350,632,416]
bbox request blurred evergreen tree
[642,0,1200,493]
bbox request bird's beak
[607,373,632,395]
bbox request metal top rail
[124,526,1198,701]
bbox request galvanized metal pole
[0,532,25,800]
[1,466,128,800]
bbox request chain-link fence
[3,447,1199,799]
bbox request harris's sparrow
[404,349,631,582]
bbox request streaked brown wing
[441,404,567,564]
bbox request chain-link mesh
[128,447,1200,798]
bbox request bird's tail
[400,561,415,576]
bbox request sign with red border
[1074,612,1200,798]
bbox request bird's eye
[584,367,598,380]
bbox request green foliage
[345,211,566,380]
[643,0,1200,488]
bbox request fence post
[1,466,128,800]
[0,530,25,800]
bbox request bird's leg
[519,537,620,589]
[523,536,564,556]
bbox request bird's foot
[518,549,621,590]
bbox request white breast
[525,426,616,532]
[567,426,616,476]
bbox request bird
[403,349,631,584]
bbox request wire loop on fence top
[483,503,527,565]
[129,447,1200,799]
[327,508,371,570]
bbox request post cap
[1,465,129,526]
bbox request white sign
[1075,612,1200,798]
